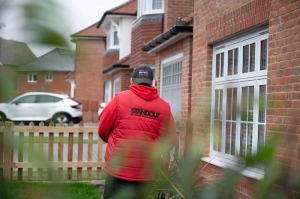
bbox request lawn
[0,181,102,199]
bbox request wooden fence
[0,121,104,181]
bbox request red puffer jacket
[98,84,176,181]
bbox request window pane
[243,45,249,73]
[152,0,163,9]
[37,95,55,103]
[259,85,267,123]
[213,89,223,152]
[215,53,224,77]
[113,31,119,46]
[228,50,233,75]
[225,88,237,155]
[234,48,238,74]
[18,95,36,103]
[260,39,268,70]
[250,43,255,72]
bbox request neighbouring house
[70,22,106,122]
[16,48,74,96]
[141,0,299,198]
[0,38,36,102]
[97,0,138,106]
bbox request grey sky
[0,0,128,56]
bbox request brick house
[70,22,106,122]
[96,0,138,106]
[141,0,300,197]
[0,38,36,102]
[16,48,74,96]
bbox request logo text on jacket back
[131,108,160,119]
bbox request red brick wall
[131,20,163,68]
[103,50,119,70]
[192,0,271,152]
[155,38,193,156]
[75,39,105,122]
[267,0,300,169]
[17,72,70,95]
[164,0,194,30]
[120,69,132,91]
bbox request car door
[8,95,36,121]
[34,94,62,121]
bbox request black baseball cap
[132,64,154,85]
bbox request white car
[0,92,83,125]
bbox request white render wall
[119,18,136,59]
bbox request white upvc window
[104,81,112,105]
[45,72,53,82]
[28,73,37,82]
[138,0,164,18]
[106,22,119,49]
[211,30,268,164]
[113,78,120,96]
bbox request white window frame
[113,78,120,96]
[210,29,268,167]
[45,72,53,82]
[106,21,119,49]
[28,73,37,83]
[104,81,112,104]
[138,0,164,18]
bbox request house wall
[120,69,132,91]
[164,0,194,30]
[103,50,119,70]
[17,72,70,95]
[192,0,299,198]
[75,39,105,122]
[131,16,163,68]
[119,18,136,59]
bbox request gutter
[142,26,193,52]
[103,64,130,74]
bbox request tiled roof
[0,38,36,66]
[17,48,75,72]
[107,0,137,14]
[71,22,106,37]
[97,0,137,28]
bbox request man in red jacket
[98,64,177,199]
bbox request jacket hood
[129,84,158,101]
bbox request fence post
[184,118,193,159]
[3,122,13,181]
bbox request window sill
[201,156,264,181]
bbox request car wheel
[53,114,71,126]
[0,112,6,122]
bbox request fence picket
[87,122,93,180]
[97,133,102,179]
[58,122,64,180]
[28,122,34,180]
[18,124,24,180]
[68,122,74,180]
[38,122,44,180]
[77,121,84,180]
[48,122,54,180]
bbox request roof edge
[142,26,193,52]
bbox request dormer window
[138,0,164,18]
[106,22,119,49]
